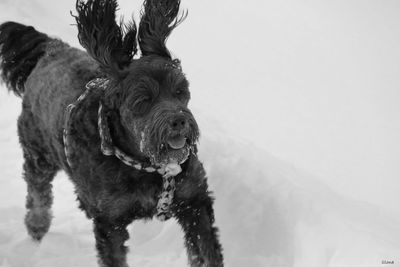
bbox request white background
[173,0,400,215]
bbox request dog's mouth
[148,134,191,166]
[166,135,186,150]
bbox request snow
[1,0,400,266]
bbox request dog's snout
[170,115,187,131]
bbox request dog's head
[107,56,200,166]
[74,0,199,165]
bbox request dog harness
[63,78,187,221]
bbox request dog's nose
[170,115,187,131]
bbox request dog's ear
[138,0,187,59]
[74,0,138,77]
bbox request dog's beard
[139,113,199,166]
[140,130,192,166]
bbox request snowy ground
[1,0,400,267]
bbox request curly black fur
[0,22,49,96]
[139,0,187,58]
[0,0,223,266]
[74,0,138,76]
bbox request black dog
[0,0,223,266]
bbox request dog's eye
[141,96,151,102]
[174,87,190,105]
[175,88,188,97]
[134,96,151,104]
[132,95,152,115]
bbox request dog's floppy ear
[74,0,138,76]
[138,0,187,59]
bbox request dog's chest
[91,157,207,221]
[98,184,159,220]
[91,170,161,220]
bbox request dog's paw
[24,208,52,241]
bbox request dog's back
[0,21,99,95]
[0,22,100,152]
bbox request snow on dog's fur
[0,0,223,266]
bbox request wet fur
[0,0,223,266]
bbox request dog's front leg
[93,217,129,267]
[174,195,224,267]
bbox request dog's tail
[0,22,50,96]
